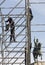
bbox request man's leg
[10,30,12,42]
[10,35,12,42]
[13,34,15,42]
[12,30,15,42]
[11,29,15,42]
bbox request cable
[31,24,45,26]
[31,31,45,32]
[30,2,45,4]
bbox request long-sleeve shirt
[5,18,15,30]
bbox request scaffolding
[0,0,31,65]
[0,0,45,65]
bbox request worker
[5,17,15,42]
[34,38,42,55]
[29,7,33,21]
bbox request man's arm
[5,20,9,31]
[34,37,37,47]
[34,37,35,43]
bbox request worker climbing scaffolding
[28,7,33,21]
[29,7,33,49]
[5,17,15,42]
[33,37,42,61]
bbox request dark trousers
[10,29,15,42]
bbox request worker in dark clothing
[5,17,15,42]
[29,8,33,49]
[25,7,33,21]
[29,7,33,21]
[33,38,42,61]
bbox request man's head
[8,17,12,23]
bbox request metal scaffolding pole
[25,0,31,65]
[0,8,4,65]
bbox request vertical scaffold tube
[25,0,31,65]
[0,8,4,65]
